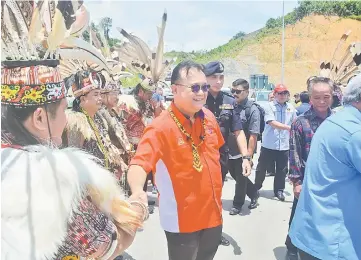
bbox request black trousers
[299,250,320,260]
[228,158,257,209]
[220,152,229,182]
[267,160,276,174]
[255,147,289,193]
[165,225,222,260]
[285,198,299,251]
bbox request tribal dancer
[99,79,134,191]
[1,1,148,259]
[115,11,176,145]
[90,25,134,190]
[115,12,176,199]
[62,65,128,181]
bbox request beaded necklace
[168,107,206,172]
[81,108,109,170]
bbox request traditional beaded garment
[118,95,155,146]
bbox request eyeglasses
[176,83,210,93]
[231,89,246,94]
[277,91,289,95]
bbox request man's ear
[171,84,177,94]
[31,107,48,131]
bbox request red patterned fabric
[54,197,116,259]
[120,96,155,145]
[1,66,66,106]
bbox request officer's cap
[204,61,224,76]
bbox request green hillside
[166,0,361,65]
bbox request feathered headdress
[88,21,134,93]
[319,31,361,86]
[114,11,176,91]
[1,1,109,106]
[60,18,134,97]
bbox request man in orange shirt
[127,60,225,260]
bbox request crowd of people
[1,1,360,260]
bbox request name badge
[219,104,233,110]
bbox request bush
[265,0,361,30]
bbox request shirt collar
[170,102,205,125]
[207,91,223,102]
[238,97,249,108]
[273,100,287,106]
[344,105,361,122]
[306,106,332,120]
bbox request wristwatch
[243,156,252,161]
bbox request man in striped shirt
[285,77,334,260]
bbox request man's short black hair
[171,60,204,84]
[232,78,249,90]
[300,91,310,103]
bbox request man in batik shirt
[285,77,333,260]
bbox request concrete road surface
[123,154,294,260]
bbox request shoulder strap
[245,100,255,119]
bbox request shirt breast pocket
[206,129,220,151]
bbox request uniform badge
[219,104,234,110]
[178,137,185,146]
[207,127,214,134]
[219,63,224,72]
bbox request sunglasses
[231,89,246,94]
[176,83,210,93]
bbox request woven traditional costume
[63,71,128,180]
[1,2,146,260]
[115,11,176,146]
[98,81,133,187]
[91,24,134,176]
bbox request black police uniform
[204,61,244,247]
[204,61,243,182]
[205,91,243,181]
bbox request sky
[86,0,299,52]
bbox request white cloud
[86,0,299,52]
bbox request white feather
[1,146,125,260]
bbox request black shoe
[275,191,285,201]
[249,191,260,209]
[229,207,242,215]
[220,236,230,246]
[148,206,154,214]
[148,200,156,206]
[286,249,298,260]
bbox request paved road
[123,153,294,260]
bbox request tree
[232,31,246,40]
[100,17,112,40]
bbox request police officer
[204,61,251,246]
[228,79,261,215]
